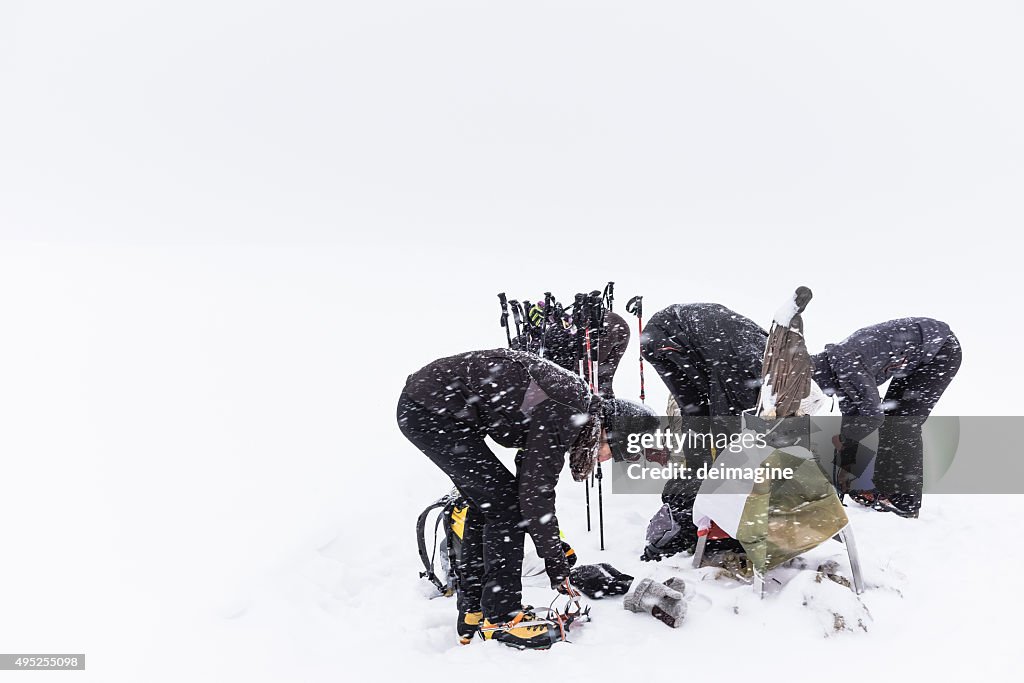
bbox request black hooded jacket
[641,303,768,415]
[403,349,594,572]
[812,317,954,442]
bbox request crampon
[479,585,591,649]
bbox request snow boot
[850,490,920,518]
[849,489,880,509]
[481,610,558,650]
[457,609,483,645]
[874,494,920,519]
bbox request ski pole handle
[626,295,642,319]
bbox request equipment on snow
[416,489,464,595]
[458,609,483,645]
[416,489,578,598]
[498,293,513,347]
[625,295,646,403]
[623,577,687,628]
[480,587,591,650]
[758,287,814,419]
[690,289,864,596]
[569,563,634,599]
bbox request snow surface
[0,244,1020,683]
[3,2,1024,682]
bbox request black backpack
[416,489,466,596]
[416,489,578,596]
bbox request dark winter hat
[568,400,603,482]
[602,398,660,462]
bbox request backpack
[416,489,465,596]
[416,489,578,597]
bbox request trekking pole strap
[603,281,615,312]
[509,299,524,341]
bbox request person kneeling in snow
[813,317,962,518]
[397,348,656,649]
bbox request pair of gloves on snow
[568,563,688,629]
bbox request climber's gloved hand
[560,540,578,569]
[546,560,570,591]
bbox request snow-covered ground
[3,2,1024,681]
[0,245,1021,682]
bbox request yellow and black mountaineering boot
[481,610,557,650]
[457,609,483,645]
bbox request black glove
[569,563,634,599]
[546,559,571,590]
[561,540,578,569]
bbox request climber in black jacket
[813,317,962,517]
[397,348,656,649]
[641,303,768,418]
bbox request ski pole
[539,291,553,358]
[585,470,591,531]
[589,319,598,491]
[603,281,615,312]
[498,293,513,347]
[588,290,606,547]
[509,299,523,342]
[573,293,587,380]
[573,292,593,532]
[521,298,534,349]
[596,461,604,550]
[588,290,603,395]
[626,295,646,403]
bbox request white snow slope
[2,3,1024,682]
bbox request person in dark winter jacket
[510,301,578,375]
[639,303,768,561]
[813,317,961,517]
[397,349,656,649]
[641,303,768,418]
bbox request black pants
[397,393,524,622]
[868,336,963,511]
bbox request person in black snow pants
[813,317,962,518]
[637,303,770,561]
[397,348,656,649]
